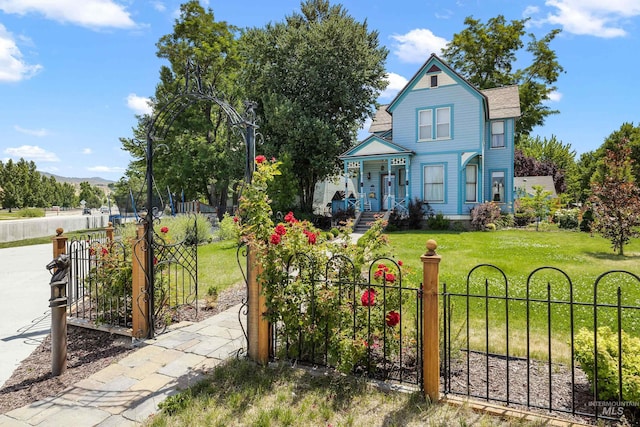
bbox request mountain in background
[41,172,115,187]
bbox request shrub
[408,198,429,229]
[580,209,594,233]
[495,213,515,229]
[161,213,213,245]
[217,213,240,241]
[18,208,44,218]
[333,207,355,226]
[330,227,340,237]
[574,327,640,402]
[387,208,407,230]
[426,212,450,230]
[470,202,501,231]
[554,208,580,229]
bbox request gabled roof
[340,135,414,159]
[481,85,521,119]
[387,53,487,114]
[514,176,557,198]
[368,104,391,133]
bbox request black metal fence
[67,230,131,330]
[269,254,423,388]
[442,264,640,423]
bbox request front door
[381,174,395,211]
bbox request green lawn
[197,239,245,293]
[387,229,640,360]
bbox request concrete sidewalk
[0,304,245,426]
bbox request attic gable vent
[427,64,441,73]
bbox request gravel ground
[0,284,246,414]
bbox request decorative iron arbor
[141,60,257,338]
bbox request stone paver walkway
[0,304,245,426]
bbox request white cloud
[523,5,540,17]
[126,93,153,115]
[0,24,42,83]
[4,145,59,161]
[547,91,562,102]
[0,0,137,30]
[390,29,449,64]
[151,1,165,12]
[542,0,640,38]
[87,165,125,173]
[14,125,49,136]
[82,148,92,154]
[435,9,453,20]
[357,117,372,141]
[380,72,409,100]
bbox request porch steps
[353,211,379,233]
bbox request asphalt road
[0,244,53,387]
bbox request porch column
[359,161,364,211]
[343,162,349,210]
[405,156,410,209]
[387,158,392,210]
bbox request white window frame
[418,109,432,141]
[465,164,477,203]
[491,121,505,148]
[436,107,451,139]
[491,171,505,203]
[424,165,444,203]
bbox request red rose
[377,263,386,269]
[385,273,396,282]
[274,224,287,236]
[361,288,376,306]
[255,155,266,164]
[233,216,239,223]
[386,311,400,327]
[284,211,296,223]
[398,260,403,266]
[270,234,281,244]
[307,232,316,245]
[153,257,158,265]
[89,247,96,256]
[374,269,383,279]
[101,247,109,255]
[160,226,169,234]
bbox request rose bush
[237,157,417,375]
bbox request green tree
[240,0,388,212]
[589,139,640,256]
[78,182,103,208]
[0,181,21,212]
[441,15,563,142]
[518,184,552,231]
[120,1,244,218]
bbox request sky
[1,0,639,182]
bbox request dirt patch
[0,284,246,414]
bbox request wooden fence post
[247,246,269,364]
[421,238,441,402]
[131,223,150,339]
[106,222,114,243]
[52,227,67,258]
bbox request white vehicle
[99,206,109,214]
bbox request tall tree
[240,0,388,212]
[589,139,640,256]
[441,15,563,141]
[120,1,244,218]
[515,135,576,195]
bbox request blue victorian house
[340,54,520,219]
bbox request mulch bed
[0,284,246,414]
[444,351,638,425]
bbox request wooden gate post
[247,246,269,364]
[421,239,441,402]
[106,222,114,243]
[131,223,150,339]
[53,227,67,258]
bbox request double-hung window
[418,107,451,140]
[418,109,432,140]
[436,107,450,139]
[465,164,477,203]
[424,165,444,203]
[491,121,505,148]
[491,171,505,202]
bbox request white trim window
[491,121,505,148]
[465,164,477,203]
[491,171,505,202]
[436,107,450,139]
[424,165,444,202]
[418,109,432,140]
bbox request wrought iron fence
[66,231,131,329]
[268,254,423,388]
[442,264,640,423]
